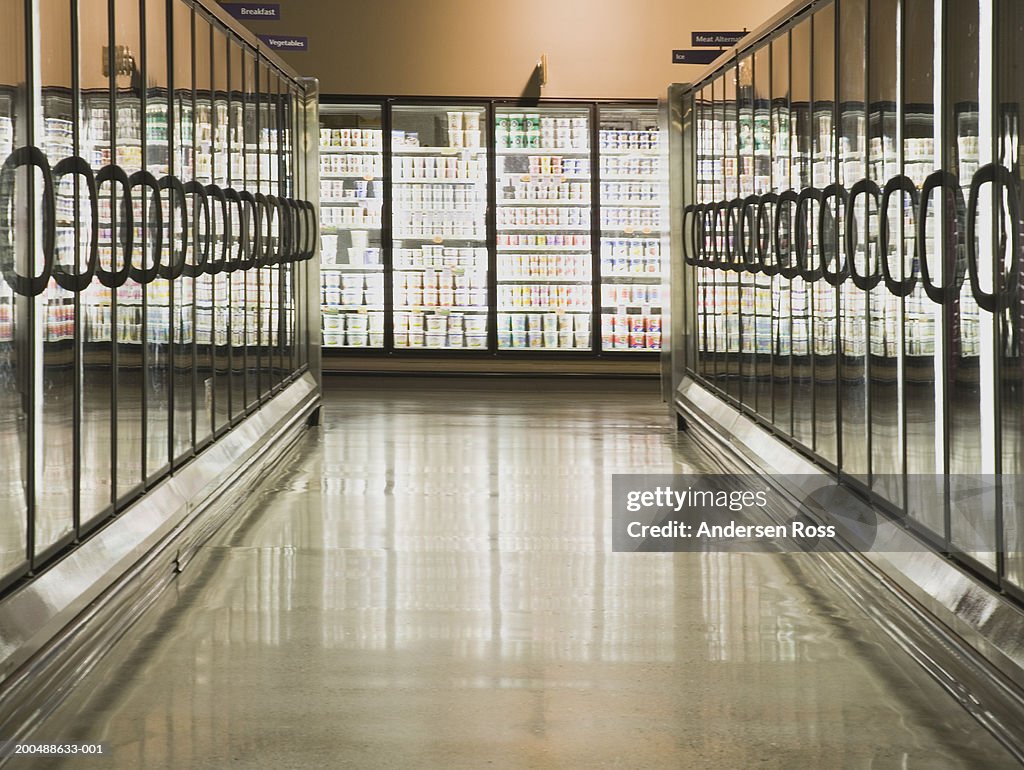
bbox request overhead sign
[691,31,747,47]
[672,49,722,65]
[259,35,308,51]
[222,3,280,20]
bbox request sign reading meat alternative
[691,31,747,47]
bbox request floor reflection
[32,376,1018,768]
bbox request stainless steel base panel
[0,373,320,751]
[672,375,1024,763]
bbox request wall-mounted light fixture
[102,45,136,78]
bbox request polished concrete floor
[32,377,1020,768]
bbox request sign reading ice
[671,50,721,65]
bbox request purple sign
[691,31,747,47]
[672,49,722,65]
[222,3,280,20]
[259,35,308,52]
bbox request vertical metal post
[25,0,37,566]
[486,99,498,354]
[298,76,321,387]
[381,99,394,355]
[589,101,602,356]
[71,0,82,538]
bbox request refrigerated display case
[0,0,319,591]
[495,105,592,352]
[315,99,666,363]
[392,104,489,351]
[598,106,665,353]
[673,0,1024,603]
[667,2,1024,743]
[0,0,322,729]
[318,103,385,349]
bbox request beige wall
[41,0,193,91]
[241,0,790,99]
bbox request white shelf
[323,223,383,231]
[320,146,382,154]
[392,235,486,242]
[499,346,591,352]
[599,303,663,310]
[392,208,487,214]
[396,345,490,351]
[394,266,484,272]
[602,273,663,280]
[497,147,589,156]
[599,148,660,156]
[600,200,662,207]
[498,200,589,207]
[497,246,590,252]
[321,173,380,180]
[393,177,483,184]
[498,277,591,284]
[601,175,667,181]
[497,307,591,313]
[497,225,590,232]
[393,146,486,156]
[499,172,591,181]
[395,305,488,313]
[321,199,380,206]
[322,304,385,312]
[320,264,384,271]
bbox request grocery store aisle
[32,377,1018,768]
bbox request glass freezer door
[38,0,76,556]
[318,104,384,350]
[391,104,489,351]
[80,0,114,528]
[193,15,214,444]
[113,0,145,501]
[495,105,591,352]
[0,0,29,575]
[598,106,664,353]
